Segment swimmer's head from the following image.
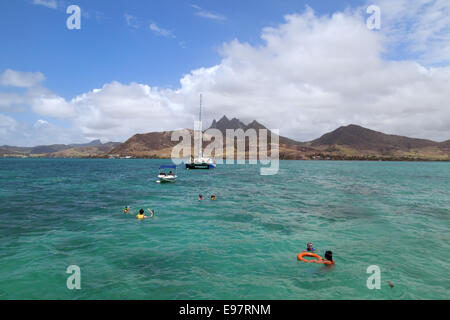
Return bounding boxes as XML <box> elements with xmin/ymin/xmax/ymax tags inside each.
<box><xmin>139</xmin><ymin>209</ymin><xmax>144</xmax><ymax>215</ymax></box>
<box><xmin>211</xmin><ymin>195</ymin><xmax>216</xmax><ymax>200</ymax></box>
<box><xmin>325</xmin><ymin>251</ymin><xmax>333</xmax><ymax>261</ymax></box>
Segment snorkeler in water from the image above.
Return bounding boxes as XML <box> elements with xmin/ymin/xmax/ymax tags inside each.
<box><xmin>123</xmin><ymin>206</ymin><xmax>130</xmax><ymax>214</ymax></box>
<box><xmin>136</xmin><ymin>208</ymin><xmax>147</xmax><ymax>219</ymax></box>
<box><xmin>198</xmin><ymin>194</ymin><xmax>204</xmax><ymax>200</ymax></box>
<box><xmin>211</xmin><ymin>195</ymin><xmax>216</xmax><ymax>200</ymax></box>
<box><xmin>314</xmin><ymin>250</ymin><xmax>334</xmax><ymax>266</ymax></box>
<box><xmin>303</xmin><ymin>242</ymin><xmax>316</xmax><ymax>252</ymax></box>
<box><xmin>322</xmin><ymin>251</ymin><xmax>334</xmax><ymax>265</ymax></box>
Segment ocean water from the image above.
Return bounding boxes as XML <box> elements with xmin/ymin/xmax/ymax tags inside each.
<box><xmin>0</xmin><ymin>158</ymin><xmax>449</xmax><ymax>300</ymax></box>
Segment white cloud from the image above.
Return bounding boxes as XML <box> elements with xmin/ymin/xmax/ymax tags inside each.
<box><xmin>124</xmin><ymin>13</ymin><xmax>139</xmax><ymax>29</ymax></box>
<box><xmin>0</xmin><ymin>92</ymin><xmax>25</xmax><ymax>110</ymax></box>
<box><xmin>33</xmin><ymin>119</ymin><xmax>50</xmax><ymax>129</ymax></box>
<box><xmin>0</xmin><ymin>70</ymin><xmax>74</xmax><ymax>118</ymax></box>
<box><xmin>0</xmin><ymin>69</ymin><xmax>45</xmax><ymax>87</ymax></box>
<box><xmin>191</xmin><ymin>4</ymin><xmax>226</xmax><ymax>21</ymax></box>
<box><xmin>0</xmin><ymin>114</ymin><xmax>86</xmax><ymax>146</ymax></box>
<box><xmin>70</xmin><ymin>81</ymin><xmax>186</xmax><ymax>142</ymax></box>
<box><xmin>32</xmin><ymin>0</ymin><xmax>57</xmax><ymax>10</ymax></box>
<box><xmin>29</xmin><ymin>93</ymin><xmax>74</xmax><ymax>119</ymax></box>
<box><xmin>149</xmin><ymin>22</ymin><xmax>176</xmax><ymax>38</ymax></box>
<box><xmin>0</xmin><ymin>114</ymin><xmax>18</xmax><ymax>137</ymax></box>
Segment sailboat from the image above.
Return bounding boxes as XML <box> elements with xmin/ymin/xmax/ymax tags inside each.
<box><xmin>185</xmin><ymin>94</ymin><xmax>216</xmax><ymax>170</ymax></box>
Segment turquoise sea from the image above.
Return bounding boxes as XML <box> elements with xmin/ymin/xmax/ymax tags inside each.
<box><xmin>0</xmin><ymin>159</ymin><xmax>449</xmax><ymax>299</ymax></box>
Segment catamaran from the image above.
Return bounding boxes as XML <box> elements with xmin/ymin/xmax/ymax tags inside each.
<box><xmin>185</xmin><ymin>156</ymin><xmax>216</xmax><ymax>169</ymax></box>
<box><xmin>185</xmin><ymin>94</ymin><xmax>216</xmax><ymax>170</ymax></box>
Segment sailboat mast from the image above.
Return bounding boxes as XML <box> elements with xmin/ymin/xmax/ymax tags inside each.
<box><xmin>198</xmin><ymin>94</ymin><xmax>203</xmax><ymax>158</ymax></box>
<box><xmin>199</xmin><ymin>94</ymin><xmax>202</xmax><ymax>123</ymax></box>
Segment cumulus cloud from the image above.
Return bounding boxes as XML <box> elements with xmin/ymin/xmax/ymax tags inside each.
<box><xmin>3</xmin><ymin>5</ymin><xmax>450</xmax><ymax>145</ymax></box>
<box><xmin>69</xmin><ymin>81</ymin><xmax>186</xmax><ymax>141</ymax></box>
<box><xmin>0</xmin><ymin>69</ymin><xmax>45</xmax><ymax>88</ymax></box>
<box><xmin>33</xmin><ymin>119</ymin><xmax>50</xmax><ymax>128</ymax></box>
<box><xmin>28</xmin><ymin>92</ymin><xmax>74</xmax><ymax>118</ymax></box>
<box><xmin>0</xmin><ymin>114</ymin><xmax>18</xmax><ymax>137</ymax></box>
<box><xmin>0</xmin><ymin>114</ymin><xmax>86</xmax><ymax>146</ymax></box>
<box><xmin>0</xmin><ymin>92</ymin><xmax>26</xmax><ymax>110</ymax></box>
<box><xmin>0</xmin><ymin>71</ymin><xmax>74</xmax><ymax>118</ymax></box>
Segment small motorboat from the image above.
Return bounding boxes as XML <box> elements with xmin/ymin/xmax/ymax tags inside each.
<box><xmin>157</xmin><ymin>165</ymin><xmax>177</xmax><ymax>183</ymax></box>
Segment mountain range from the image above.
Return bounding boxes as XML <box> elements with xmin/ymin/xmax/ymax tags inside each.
<box><xmin>1</xmin><ymin>116</ymin><xmax>449</xmax><ymax>161</ymax></box>
<box><xmin>109</xmin><ymin>116</ymin><xmax>449</xmax><ymax>161</ymax></box>
<box><xmin>0</xmin><ymin>140</ymin><xmax>121</xmax><ymax>158</ymax></box>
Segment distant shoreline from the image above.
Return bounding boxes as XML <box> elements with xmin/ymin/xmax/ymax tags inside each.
<box><xmin>2</xmin><ymin>122</ymin><xmax>449</xmax><ymax>161</ymax></box>
<box><xmin>2</xmin><ymin>156</ymin><xmax>449</xmax><ymax>162</ymax></box>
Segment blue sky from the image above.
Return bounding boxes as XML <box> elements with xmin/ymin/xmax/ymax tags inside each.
<box><xmin>1</xmin><ymin>0</ymin><xmax>449</xmax><ymax>146</ymax></box>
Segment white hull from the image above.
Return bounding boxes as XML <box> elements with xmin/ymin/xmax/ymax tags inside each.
<box><xmin>157</xmin><ymin>175</ymin><xmax>177</xmax><ymax>183</ymax></box>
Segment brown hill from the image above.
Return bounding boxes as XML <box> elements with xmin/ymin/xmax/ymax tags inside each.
<box><xmin>0</xmin><ymin>148</ymin><xmax>24</xmax><ymax>157</ymax></box>
<box><xmin>209</xmin><ymin>116</ymin><xmax>304</xmax><ymax>146</ymax></box>
<box><xmin>109</xmin><ymin>119</ymin><xmax>449</xmax><ymax>160</ymax></box>
<box><xmin>108</xmin><ymin>118</ymin><xmax>316</xmax><ymax>159</ymax></box>
<box><xmin>3</xmin><ymin>139</ymin><xmax>106</xmax><ymax>155</ymax></box>
<box><xmin>311</xmin><ymin>125</ymin><xmax>437</xmax><ymax>151</ymax></box>
<box><xmin>0</xmin><ymin>140</ymin><xmax>120</xmax><ymax>158</ymax></box>
<box><xmin>48</xmin><ymin>142</ymin><xmax>120</xmax><ymax>158</ymax></box>
<box><xmin>308</xmin><ymin>124</ymin><xmax>448</xmax><ymax>160</ymax></box>
<box><xmin>109</xmin><ymin>131</ymin><xmax>189</xmax><ymax>158</ymax></box>
<box><xmin>439</xmin><ymin>140</ymin><xmax>450</xmax><ymax>149</ymax></box>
